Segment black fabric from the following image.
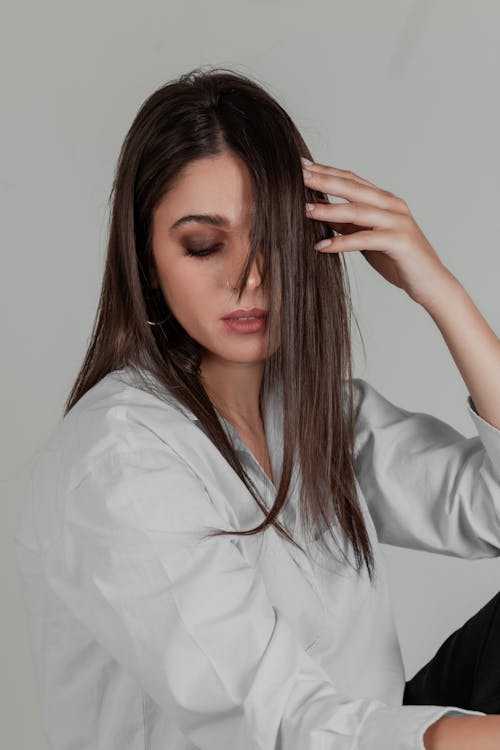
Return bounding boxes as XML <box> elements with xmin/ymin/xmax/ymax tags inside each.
<box><xmin>403</xmin><ymin>590</ymin><xmax>500</xmax><ymax>713</ymax></box>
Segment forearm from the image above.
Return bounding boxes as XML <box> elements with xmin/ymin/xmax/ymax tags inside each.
<box><xmin>422</xmin><ymin>271</ymin><xmax>500</xmax><ymax>429</ymax></box>
<box><xmin>424</xmin><ymin>714</ymin><xmax>500</xmax><ymax>750</ymax></box>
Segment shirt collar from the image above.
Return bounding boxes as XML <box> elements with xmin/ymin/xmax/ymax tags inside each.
<box><xmin>121</xmin><ymin>365</ymin><xmax>282</xmax><ymax>460</ymax></box>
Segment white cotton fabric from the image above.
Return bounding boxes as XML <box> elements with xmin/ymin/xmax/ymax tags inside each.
<box><xmin>14</xmin><ymin>364</ymin><xmax>500</xmax><ymax>750</ymax></box>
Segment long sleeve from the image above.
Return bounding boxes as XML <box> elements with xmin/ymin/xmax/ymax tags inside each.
<box><xmin>352</xmin><ymin>377</ymin><xmax>500</xmax><ymax>557</ymax></box>
<box><xmin>40</xmin><ymin>438</ymin><xmax>483</xmax><ymax>750</ymax></box>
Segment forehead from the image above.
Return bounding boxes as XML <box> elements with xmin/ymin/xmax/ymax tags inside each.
<box><xmin>156</xmin><ymin>152</ymin><xmax>256</xmax><ymax>230</ymax></box>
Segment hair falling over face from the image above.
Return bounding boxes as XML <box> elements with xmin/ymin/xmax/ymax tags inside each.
<box><xmin>64</xmin><ymin>65</ymin><xmax>375</xmax><ymax>582</ymax></box>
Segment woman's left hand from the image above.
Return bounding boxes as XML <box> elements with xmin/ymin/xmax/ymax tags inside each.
<box><xmin>301</xmin><ymin>157</ymin><xmax>455</xmax><ymax>309</ymax></box>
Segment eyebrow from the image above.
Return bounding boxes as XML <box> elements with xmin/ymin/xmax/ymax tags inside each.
<box><xmin>169</xmin><ymin>214</ymin><xmax>231</xmax><ymax>232</ymax></box>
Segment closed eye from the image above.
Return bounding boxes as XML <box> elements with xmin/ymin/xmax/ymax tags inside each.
<box><xmin>184</xmin><ymin>244</ymin><xmax>221</xmax><ymax>259</ymax></box>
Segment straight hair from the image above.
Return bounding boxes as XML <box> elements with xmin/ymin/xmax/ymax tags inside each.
<box><xmin>64</xmin><ymin>65</ymin><xmax>375</xmax><ymax>582</ymax></box>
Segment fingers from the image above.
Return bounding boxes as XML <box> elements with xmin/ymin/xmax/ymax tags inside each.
<box><xmin>314</xmin><ymin>229</ymin><xmax>397</xmax><ymax>253</ymax></box>
<box><xmin>301</xmin><ymin>157</ymin><xmax>377</xmax><ymax>188</ymax></box>
<box><xmin>305</xmin><ymin>201</ymin><xmax>399</xmax><ymax>230</ymax></box>
<box><xmin>301</xmin><ymin>157</ymin><xmax>409</xmax><ymax>215</ymax></box>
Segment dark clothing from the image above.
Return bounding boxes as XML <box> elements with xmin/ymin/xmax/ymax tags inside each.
<box><xmin>403</xmin><ymin>590</ymin><xmax>500</xmax><ymax>714</ymax></box>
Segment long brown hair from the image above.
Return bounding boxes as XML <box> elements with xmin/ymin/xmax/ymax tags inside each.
<box><xmin>64</xmin><ymin>65</ymin><xmax>375</xmax><ymax>581</ymax></box>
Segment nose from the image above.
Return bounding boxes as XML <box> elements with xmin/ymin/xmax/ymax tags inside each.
<box><xmin>226</xmin><ymin>247</ymin><xmax>264</xmax><ymax>291</ymax></box>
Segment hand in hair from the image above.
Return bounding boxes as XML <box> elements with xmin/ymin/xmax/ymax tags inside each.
<box><xmin>301</xmin><ymin>156</ymin><xmax>452</xmax><ymax>311</ymax></box>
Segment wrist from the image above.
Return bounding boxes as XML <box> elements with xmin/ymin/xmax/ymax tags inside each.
<box><xmin>423</xmin><ymin>715</ymin><xmax>500</xmax><ymax>750</ymax></box>
<box><xmin>420</xmin><ymin>269</ymin><xmax>465</xmax><ymax>320</ymax></box>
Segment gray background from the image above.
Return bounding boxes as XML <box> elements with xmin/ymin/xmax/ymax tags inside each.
<box><xmin>2</xmin><ymin>0</ymin><xmax>499</xmax><ymax>747</ymax></box>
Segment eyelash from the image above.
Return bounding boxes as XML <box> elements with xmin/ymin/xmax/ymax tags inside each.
<box><xmin>184</xmin><ymin>245</ymin><xmax>220</xmax><ymax>258</ymax></box>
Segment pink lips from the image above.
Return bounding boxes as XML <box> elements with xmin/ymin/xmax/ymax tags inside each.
<box><xmin>221</xmin><ymin>307</ymin><xmax>269</xmax><ymax>334</ymax></box>
<box><xmin>222</xmin><ymin>307</ymin><xmax>268</xmax><ymax>319</ymax></box>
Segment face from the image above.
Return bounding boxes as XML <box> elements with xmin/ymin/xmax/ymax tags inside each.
<box><xmin>150</xmin><ymin>151</ymin><xmax>279</xmax><ymax>367</ymax></box>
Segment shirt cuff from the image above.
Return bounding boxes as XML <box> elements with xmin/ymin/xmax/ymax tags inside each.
<box><xmin>359</xmin><ymin>703</ymin><xmax>486</xmax><ymax>750</ymax></box>
<box><xmin>467</xmin><ymin>395</ymin><xmax>500</xmax><ymax>469</ymax></box>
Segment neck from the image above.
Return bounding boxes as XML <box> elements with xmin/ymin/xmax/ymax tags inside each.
<box><xmin>198</xmin><ymin>354</ymin><xmax>265</xmax><ymax>433</ymax></box>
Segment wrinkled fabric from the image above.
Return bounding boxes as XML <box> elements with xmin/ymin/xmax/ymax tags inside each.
<box><xmin>14</xmin><ymin>365</ymin><xmax>500</xmax><ymax>750</ymax></box>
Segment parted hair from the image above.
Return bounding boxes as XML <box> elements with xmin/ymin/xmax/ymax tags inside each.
<box><xmin>64</xmin><ymin>65</ymin><xmax>375</xmax><ymax>581</ymax></box>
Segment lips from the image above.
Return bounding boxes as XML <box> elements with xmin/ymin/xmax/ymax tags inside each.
<box><xmin>222</xmin><ymin>307</ymin><xmax>268</xmax><ymax>319</ymax></box>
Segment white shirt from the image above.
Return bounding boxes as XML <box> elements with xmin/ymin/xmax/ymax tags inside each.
<box><xmin>14</xmin><ymin>364</ymin><xmax>499</xmax><ymax>750</ymax></box>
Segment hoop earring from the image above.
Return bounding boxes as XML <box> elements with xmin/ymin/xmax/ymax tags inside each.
<box><xmin>145</xmin><ymin>285</ymin><xmax>173</xmax><ymax>326</ymax></box>
<box><xmin>146</xmin><ymin>314</ymin><xmax>171</xmax><ymax>326</ymax></box>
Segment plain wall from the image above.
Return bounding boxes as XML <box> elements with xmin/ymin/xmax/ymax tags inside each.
<box><xmin>2</xmin><ymin>0</ymin><xmax>500</xmax><ymax>747</ymax></box>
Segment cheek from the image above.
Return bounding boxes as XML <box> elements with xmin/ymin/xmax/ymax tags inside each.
<box><xmin>160</xmin><ymin>263</ymin><xmax>217</xmax><ymax>320</ymax></box>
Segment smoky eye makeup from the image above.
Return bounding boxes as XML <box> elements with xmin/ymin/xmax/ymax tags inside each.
<box><xmin>180</xmin><ymin>233</ymin><xmax>224</xmax><ymax>259</ymax></box>
<box><xmin>184</xmin><ymin>244</ymin><xmax>221</xmax><ymax>258</ymax></box>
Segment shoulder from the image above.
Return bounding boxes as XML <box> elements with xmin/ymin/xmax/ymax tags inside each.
<box><xmin>346</xmin><ymin>377</ymin><xmax>411</xmax><ymax>455</ymax></box>
<box><xmin>348</xmin><ymin>377</ymin><xmax>408</xmax><ymax>419</ymax></box>
<box><xmin>17</xmin><ymin>368</ymin><xmax>228</xmax><ymax>554</ymax></box>
<box><xmin>343</xmin><ymin>376</ymin><xmax>372</xmax><ymax>418</ymax></box>
<box><xmin>38</xmin><ymin>366</ymin><xmax>200</xmax><ymax>491</ymax></box>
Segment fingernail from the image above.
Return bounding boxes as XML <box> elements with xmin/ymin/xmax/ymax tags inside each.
<box><xmin>315</xmin><ymin>239</ymin><xmax>332</xmax><ymax>250</ymax></box>
<box><xmin>301</xmin><ymin>156</ymin><xmax>313</xmax><ymax>166</ymax></box>
<box><xmin>305</xmin><ymin>203</ymin><xmax>315</xmax><ymax>212</ymax></box>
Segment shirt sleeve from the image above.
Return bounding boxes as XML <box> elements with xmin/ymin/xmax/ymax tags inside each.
<box><xmin>352</xmin><ymin>377</ymin><xmax>500</xmax><ymax>557</ymax></box>
<box><xmin>43</xmin><ymin>442</ymin><xmax>484</xmax><ymax>750</ymax></box>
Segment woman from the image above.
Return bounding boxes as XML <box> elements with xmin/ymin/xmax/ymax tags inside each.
<box><xmin>14</xmin><ymin>66</ymin><xmax>500</xmax><ymax>750</ymax></box>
